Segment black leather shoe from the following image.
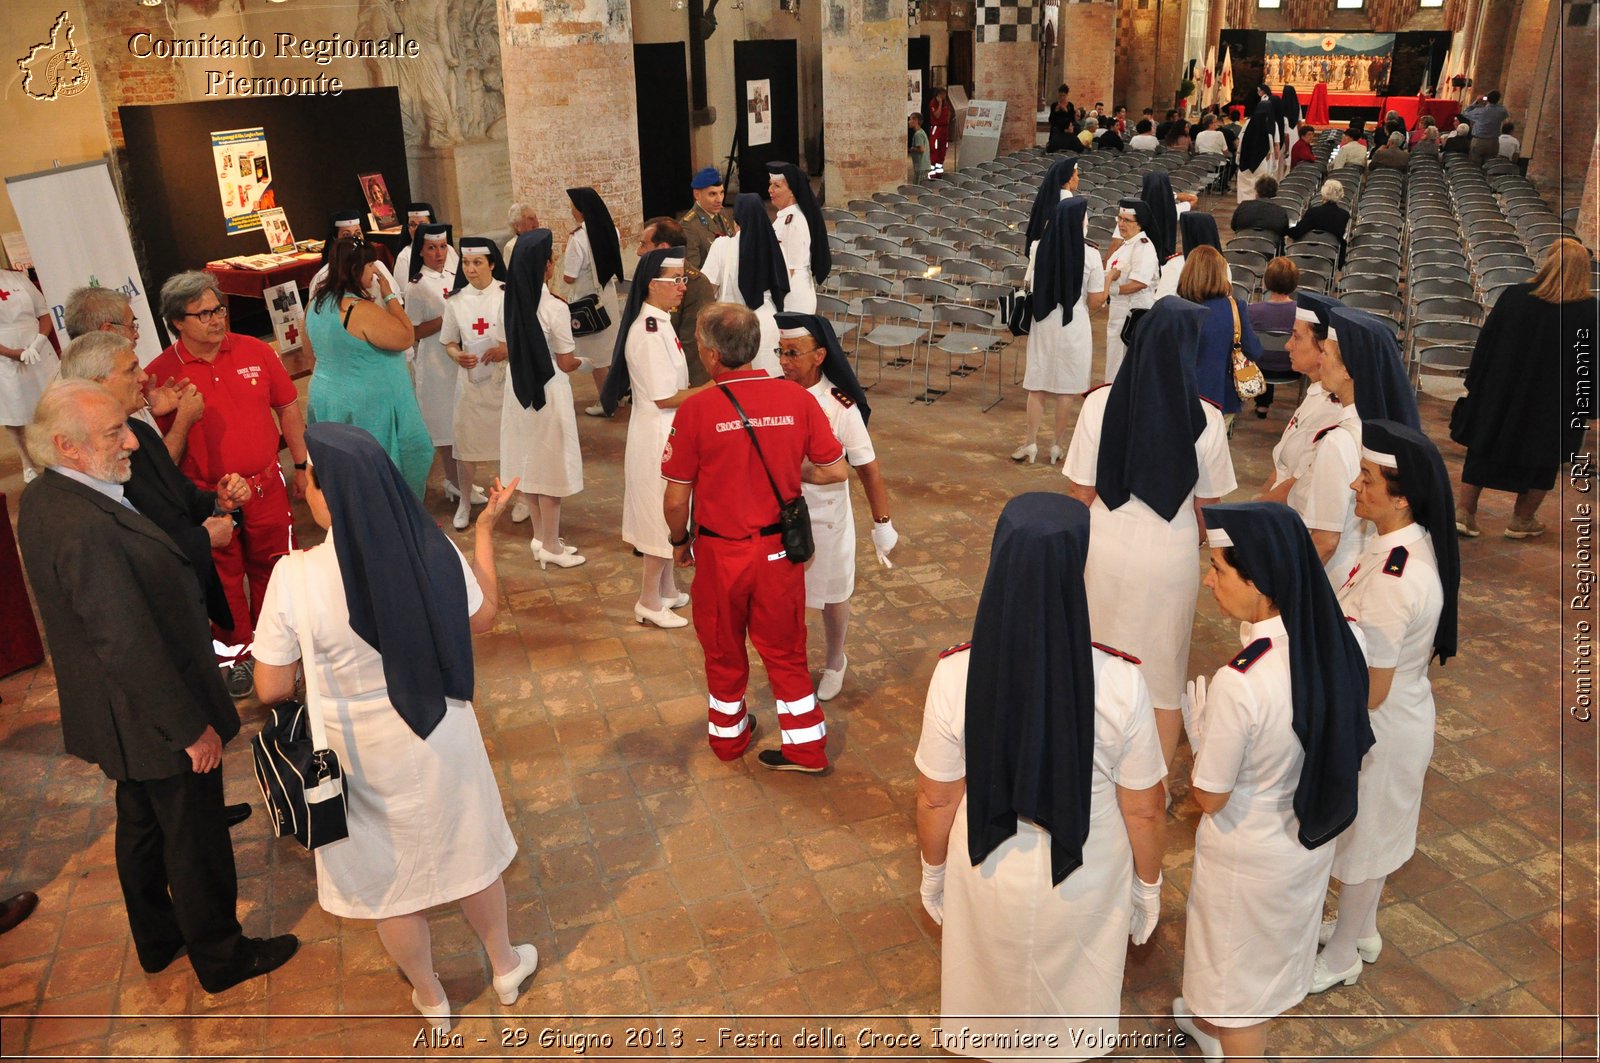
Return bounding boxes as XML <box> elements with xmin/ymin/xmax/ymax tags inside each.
<box><xmin>139</xmin><ymin>942</ymin><xmax>187</xmax><ymax>974</ymax></box>
<box><xmin>200</xmin><ymin>933</ymin><xmax>299</xmax><ymax>994</ymax></box>
<box><xmin>223</xmin><ymin>803</ymin><xmax>252</xmax><ymax>828</ymax></box>
<box><xmin>0</xmin><ymin>892</ymin><xmax>38</xmax><ymax>935</ymax></box>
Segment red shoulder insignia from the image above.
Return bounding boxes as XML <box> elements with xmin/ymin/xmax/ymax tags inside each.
<box><xmin>939</xmin><ymin>641</ymin><xmax>972</xmax><ymax>658</ymax></box>
<box><xmin>1383</xmin><ymin>545</ymin><xmax>1408</xmax><ymax>576</ymax></box>
<box><xmin>1092</xmin><ymin>641</ymin><xmax>1142</xmax><ymax>664</ymax></box>
<box><xmin>1313</xmin><ymin>424</ymin><xmax>1339</xmax><ymax>442</ymax></box>
<box><xmin>645</xmin><ymin>317</ymin><xmax>659</xmax><ymax>333</ymax></box>
<box><xmin>784</xmin><ymin>213</ymin><xmax>794</xmax><ymax>225</ymax></box>
<box><xmin>1200</xmin><ymin>395</ymin><xmax>1222</xmax><ymax>411</ymax></box>
<box><xmin>830</xmin><ymin>386</ymin><xmax>855</xmax><ymax>409</ymax></box>
<box><xmin>1228</xmin><ymin>636</ymin><xmax>1273</xmax><ymax>672</ymax></box>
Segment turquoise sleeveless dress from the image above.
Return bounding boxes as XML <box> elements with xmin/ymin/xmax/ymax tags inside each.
<box><xmin>305</xmin><ymin>296</ymin><xmax>434</xmax><ymax>498</ymax></box>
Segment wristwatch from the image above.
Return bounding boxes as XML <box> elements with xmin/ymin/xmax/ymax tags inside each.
<box><xmin>293</xmin><ymin>462</ymin><xmax>308</xmax><ymax>470</ymax></box>
<box><xmin>874</xmin><ymin>515</ymin><xmax>891</xmax><ymax>524</ymax></box>
<box><xmin>669</xmin><ymin>529</ymin><xmax>693</xmax><ymax>547</ymax></box>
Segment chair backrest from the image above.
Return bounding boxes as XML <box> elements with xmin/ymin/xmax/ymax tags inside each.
<box><xmin>1411</xmin><ymin>318</ymin><xmax>1481</xmax><ymax>344</ymax></box>
<box><xmin>940</xmin><ymin>259</ymin><xmax>995</xmax><ymax>282</ymax></box>
<box><xmin>862</xmin><ymin>297</ymin><xmax>926</xmax><ymax>323</ymax></box>
<box><xmin>856</xmin><ymin>236</ymin><xmax>901</xmax><ymax>255</ymax></box>
<box><xmin>1409</xmin><ymin>236</ymin><xmax>1462</xmax><ymax>253</ymax></box>
<box><xmin>1475</xmin><ymin>252</ymin><xmax>1534</xmax><ymax>272</ymax></box>
<box><xmin>1413</xmin><ymin>295</ymin><xmax>1483</xmax><ymax>323</ymax></box>
<box><xmin>1414</xmin><ymin>345</ymin><xmax>1474</xmax><ymax>373</ymax></box>
<box><xmin>933</xmin><ymin>302</ymin><xmax>1000</xmax><ymax>328</ymax></box>
<box><xmin>836</xmin><ymin>220</ymin><xmax>881</xmax><ymax>238</ymax></box>
<box><xmin>903</xmin><ymin>277</ymin><xmax>963</xmax><ymax>302</ymax></box>
<box><xmin>1479</xmin><ymin>265</ymin><xmax>1536</xmax><ymax>289</ymax></box>
<box><xmin>1409</xmin><ymin>261</ymin><xmax>1470</xmax><ymax>283</ymax></box>
<box><xmin>1408</xmin><ymin>277</ymin><xmax>1476</xmax><ymax>300</ymax></box>
<box><xmin>821</xmin><ymin>208</ymin><xmax>855</xmax><ymax>225</ymax></box>
<box><xmin>969</xmin><ymin>281</ymin><xmax>1013</xmax><ymax>303</ymax></box>
<box><xmin>1408</xmin><ymin>249</ymin><xmax>1468</xmax><ymax>269</ymax></box>
<box><xmin>815</xmin><ymin>293</ymin><xmax>850</xmax><ymax>317</ymax></box>
<box><xmin>880</xmin><ymin>254</ymin><xmax>929</xmax><ymax>277</ymax></box>
<box><xmin>864</xmin><ymin>210</ymin><xmax>901</xmax><ymax>227</ymax></box>
<box><xmin>1340</xmin><ymin>291</ymin><xmax>1404</xmax><ymax>315</ymax></box>
<box><xmin>1256</xmin><ymin>329</ymin><xmax>1290</xmax><ymax>353</ymax></box>
<box><xmin>836</xmin><ymin>270</ymin><xmax>896</xmax><ymax>296</ymax></box>
<box><xmin>829</xmin><ymin>250</ymin><xmax>870</xmax><ymax>271</ymax></box>
<box><xmin>872</xmin><ymin>191</ymin><xmax>909</xmax><ymax>205</ymax></box>
<box><xmin>885</xmin><ymin>223</ymin><xmax>931</xmax><ymax>241</ymax></box>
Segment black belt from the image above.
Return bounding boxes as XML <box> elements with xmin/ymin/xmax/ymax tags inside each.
<box><xmin>697</xmin><ymin>523</ymin><xmax>782</xmax><ymax>541</ymax></box>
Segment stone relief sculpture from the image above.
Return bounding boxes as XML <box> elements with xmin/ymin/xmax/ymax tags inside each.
<box><xmin>356</xmin><ymin>0</ymin><xmax>505</xmax><ymax>148</ymax></box>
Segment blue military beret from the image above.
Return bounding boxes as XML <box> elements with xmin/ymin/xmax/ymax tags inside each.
<box><xmin>690</xmin><ymin>166</ymin><xmax>723</xmax><ymax>190</ymax></box>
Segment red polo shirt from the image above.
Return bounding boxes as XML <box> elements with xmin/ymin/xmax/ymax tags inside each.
<box><xmin>147</xmin><ymin>332</ymin><xmax>297</xmax><ymax>486</ymax></box>
<box><xmin>663</xmin><ymin>369</ymin><xmax>843</xmax><ymax>537</ymax></box>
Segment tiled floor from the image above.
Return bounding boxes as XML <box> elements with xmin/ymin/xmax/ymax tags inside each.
<box><xmin>1</xmin><ymin>193</ymin><xmax>1596</xmax><ymax>1060</ymax></box>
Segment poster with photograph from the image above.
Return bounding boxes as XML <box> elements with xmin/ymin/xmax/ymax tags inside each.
<box><xmin>263</xmin><ymin>280</ymin><xmax>306</xmax><ymax>354</ymax></box>
<box><xmin>359</xmin><ymin>173</ymin><xmax>398</xmax><ymax>231</ymax></box>
<box><xmin>211</xmin><ymin>127</ymin><xmax>275</xmax><ymax>236</ymax></box>
<box><xmin>1264</xmin><ymin>33</ymin><xmax>1396</xmax><ymax>95</ymax></box>
<box><xmin>746</xmin><ymin>79</ymin><xmax>772</xmax><ymax>148</ymax></box>
<box><xmin>257</xmin><ymin>208</ymin><xmax>295</xmax><ymax>254</ymax></box>
<box><xmin>907</xmin><ymin>70</ymin><xmax>923</xmax><ymax>120</ymax></box>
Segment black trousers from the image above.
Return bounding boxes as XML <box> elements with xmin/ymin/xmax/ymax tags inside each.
<box><xmin>114</xmin><ymin>768</ymin><xmax>245</xmax><ymax>989</ymax></box>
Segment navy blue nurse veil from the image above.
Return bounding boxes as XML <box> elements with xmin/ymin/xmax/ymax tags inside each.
<box><xmin>1117</xmin><ymin>198</ymin><xmax>1156</xmax><ymax>243</ymax></box>
<box><xmin>1239</xmin><ymin>93</ymin><xmax>1275</xmax><ymax>174</ymax></box>
<box><xmin>1361</xmin><ymin>420</ymin><xmax>1460</xmax><ymax>663</ymax></box>
<box><xmin>1280</xmin><ymin>84</ymin><xmax>1302</xmax><ymax>128</ymax></box>
<box><xmin>600</xmin><ymin>247</ymin><xmax>684</xmax><ymax>415</ymax></box>
<box><xmin>964</xmin><ymin>492</ymin><xmax>1097</xmax><ymax>886</ymax></box>
<box><xmin>1328</xmin><ymin>306</ymin><xmax>1420</xmax><ymax>429</ymax></box>
<box><xmin>773</xmin><ymin>312</ymin><xmax>872</xmax><ymax>426</ymax></box>
<box><xmin>766</xmin><ymin>161</ymin><xmax>832</xmax><ymax>284</ymax></box>
<box><xmin>1032</xmin><ymin>197</ymin><xmax>1088</xmax><ymax>324</ymax></box>
<box><xmin>304</xmin><ymin>423</ymin><xmax>475</xmax><ymax>740</ymax></box>
<box><xmin>321</xmin><ymin>209</ymin><xmax>364</xmax><ymax>265</ymax></box>
<box><xmin>731</xmin><ymin>192</ymin><xmax>790</xmax><ymax>314</ymax></box>
<box><xmin>1202</xmin><ymin>502</ymin><xmax>1373</xmax><ymax>849</ymax></box>
<box><xmin>406</xmin><ymin>223</ymin><xmax>453</xmax><ymax>285</ymax></box>
<box><xmin>1139</xmin><ymin>171</ymin><xmax>1180</xmax><ymax>261</ymax></box>
<box><xmin>1095</xmin><ymin>296</ymin><xmax>1208</xmax><ymax>522</ymax></box>
<box><xmin>505</xmin><ymin>228</ymin><xmax>556</xmax><ymax>411</ymax></box>
<box><xmin>1179</xmin><ymin>212</ymin><xmax>1223</xmax><ymax>256</ymax></box>
<box><xmin>1024</xmin><ymin>157</ymin><xmax>1079</xmax><ymax>252</ymax></box>
<box><xmin>449</xmin><ymin>237</ymin><xmax>507</xmax><ymax>296</ymax></box>
<box><xmin>565</xmin><ymin>187</ymin><xmax>624</xmax><ymax>290</ymax></box>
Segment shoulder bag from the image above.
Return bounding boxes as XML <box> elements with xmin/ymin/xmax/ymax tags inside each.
<box><xmin>716</xmin><ymin>383</ymin><xmax>814</xmax><ymax>564</ymax></box>
<box><xmin>251</xmin><ymin>551</ymin><xmax>349</xmax><ymax>851</ymax></box>
<box><xmin>568</xmin><ymin>243</ymin><xmax>613</xmax><ymax>337</ymax></box>
<box><xmin>1001</xmin><ymin>288</ymin><xmax>1033</xmax><ymax>337</ymax></box>
<box><xmin>1229</xmin><ymin>298</ymin><xmax>1267</xmax><ymax>400</ymax></box>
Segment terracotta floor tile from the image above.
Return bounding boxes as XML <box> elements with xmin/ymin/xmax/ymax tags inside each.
<box><xmin>0</xmin><ymin>242</ymin><xmax>1592</xmax><ymax>1057</ymax></box>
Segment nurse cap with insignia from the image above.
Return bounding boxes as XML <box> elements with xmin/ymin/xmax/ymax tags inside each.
<box><xmin>1202</xmin><ymin>501</ymin><xmax>1375</xmax><ymax>849</ymax></box>
<box><xmin>1359</xmin><ymin>420</ymin><xmax>1459</xmax><ymax>663</ymax></box>
<box><xmin>598</xmin><ymin>247</ymin><xmax>685</xmax><ymax>416</ymax></box>
<box><xmin>774</xmin><ymin>313</ymin><xmax>871</xmax><ymax>425</ymax></box>
<box><xmin>449</xmin><ymin>237</ymin><xmax>507</xmax><ymax>295</ymax></box>
<box><xmin>1116</xmin><ymin>198</ymin><xmax>1155</xmax><ymax>235</ymax></box>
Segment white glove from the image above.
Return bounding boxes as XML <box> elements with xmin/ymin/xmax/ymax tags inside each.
<box><xmin>870</xmin><ymin>519</ymin><xmax>899</xmax><ymax>568</ymax></box>
<box><xmin>1181</xmin><ymin>674</ymin><xmax>1208</xmax><ymax>758</ymax></box>
<box><xmin>919</xmin><ymin>857</ymin><xmax>946</xmax><ymax>925</ymax></box>
<box><xmin>1130</xmin><ymin>873</ymin><xmax>1162</xmax><ymax>945</ymax></box>
<box><xmin>20</xmin><ymin>334</ymin><xmax>50</xmax><ymax>366</ymax></box>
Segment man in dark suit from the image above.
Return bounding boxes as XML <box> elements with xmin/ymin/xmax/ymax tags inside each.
<box><xmin>17</xmin><ymin>380</ymin><xmax>297</xmax><ymax>994</ymax></box>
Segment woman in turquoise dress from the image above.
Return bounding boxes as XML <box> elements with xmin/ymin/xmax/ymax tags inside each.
<box><xmin>306</xmin><ymin>236</ymin><xmax>435</xmax><ymax>497</ymax></box>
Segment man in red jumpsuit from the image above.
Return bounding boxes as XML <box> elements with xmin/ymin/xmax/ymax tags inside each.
<box><xmin>663</xmin><ymin>303</ymin><xmax>846</xmax><ymax>773</ymax></box>
<box><xmin>146</xmin><ymin>271</ymin><xmax>308</xmax><ymax>697</ymax></box>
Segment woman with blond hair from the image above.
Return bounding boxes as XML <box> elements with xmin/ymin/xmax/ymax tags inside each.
<box><xmin>1452</xmin><ymin>238</ymin><xmax>1599</xmax><ymax>538</ymax></box>
<box><xmin>1177</xmin><ymin>245</ymin><xmax>1263</xmax><ymax>426</ymax></box>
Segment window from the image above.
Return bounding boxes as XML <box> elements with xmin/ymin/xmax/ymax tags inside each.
<box><xmin>1419</xmin><ymin>0</ymin><xmax>1443</xmax><ymax>6</ymax></box>
<box><xmin>1334</xmin><ymin>0</ymin><xmax>1365</xmax><ymax>8</ymax></box>
<box><xmin>1257</xmin><ymin>0</ymin><xmax>1282</xmax><ymax>8</ymax></box>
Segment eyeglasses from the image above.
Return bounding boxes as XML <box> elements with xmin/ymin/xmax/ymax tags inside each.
<box><xmin>775</xmin><ymin>346</ymin><xmax>817</xmax><ymax>360</ymax></box>
<box><xmin>650</xmin><ymin>275</ymin><xmax>689</xmax><ymax>287</ymax></box>
<box><xmin>182</xmin><ymin>306</ymin><xmax>228</xmax><ymax>323</ymax></box>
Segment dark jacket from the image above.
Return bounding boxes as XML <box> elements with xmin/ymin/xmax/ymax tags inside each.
<box><xmin>1230</xmin><ymin>199</ymin><xmax>1291</xmax><ymax>241</ymax></box>
<box><xmin>18</xmin><ymin>470</ymin><xmax>240</xmax><ymax>781</ymax></box>
<box><xmin>1288</xmin><ymin>202</ymin><xmax>1351</xmax><ymax>243</ymax></box>
<box><xmin>122</xmin><ymin>416</ymin><xmax>233</xmax><ymax>630</ymax></box>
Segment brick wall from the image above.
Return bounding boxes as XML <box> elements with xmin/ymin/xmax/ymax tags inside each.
<box><xmin>1528</xmin><ymin>18</ymin><xmax>1596</xmax><ymax>209</ymax></box>
<box><xmin>1063</xmin><ymin>2</ymin><xmax>1117</xmax><ymax>111</ymax></box>
<box><xmin>822</xmin><ymin>0</ymin><xmax>912</xmax><ymax>202</ymax></box>
<box><xmin>1577</xmin><ymin>128</ymin><xmax>1599</xmax><ymax>253</ymax></box>
<box><xmin>499</xmin><ymin>1</ymin><xmax>644</xmax><ymax>251</ymax></box>
<box><xmin>81</xmin><ymin>0</ymin><xmax>187</xmax><ymax>147</ymax></box>
<box><xmin>974</xmin><ymin>40</ymin><xmax>1040</xmax><ymax>151</ymax></box>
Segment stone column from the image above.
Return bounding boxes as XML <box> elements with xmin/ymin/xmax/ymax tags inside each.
<box><xmin>1499</xmin><ymin>0</ymin><xmax>1554</xmax><ymax>162</ymax></box>
<box><xmin>822</xmin><ymin>0</ymin><xmax>909</xmax><ymax>202</ymax></box>
<box><xmin>1062</xmin><ymin>1</ymin><xmax>1117</xmax><ymax>114</ymax></box>
<box><xmin>1528</xmin><ymin>15</ymin><xmax>1597</xmax><ymax>203</ymax></box>
<box><xmin>973</xmin><ymin>0</ymin><xmax>1038</xmax><ymax>152</ymax></box>
<box><xmin>498</xmin><ymin>0</ymin><xmax>643</xmax><ymax>247</ymax></box>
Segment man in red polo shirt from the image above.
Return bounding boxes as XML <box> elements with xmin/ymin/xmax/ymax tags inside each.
<box><xmin>663</xmin><ymin>303</ymin><xmax>846</xmax><ymax>773</ymax></box>
<box><xmin>146</xmin><ymin>271</ymin><xmax>308</xmax><ymax>697</ymax></box>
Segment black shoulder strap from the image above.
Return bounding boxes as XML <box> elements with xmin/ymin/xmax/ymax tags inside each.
<box><xmin>716</xmin><ymin>382</ymin><xmax>786</xmax><ymax>510</ymax></box>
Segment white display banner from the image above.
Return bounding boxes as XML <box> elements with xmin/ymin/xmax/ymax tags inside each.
<box><xmin>6</xmin><ymin>160</ymin><xmax>160</xmax><ymax>364</ymax></box>
<box><xmin>907</xmin><ymin>69</ymin><xmax>923</xmax><ymax>120</ymax></box>
<box><xmin>747</xmin><ymin>78</ymin><xmax>772</xmax><ymax>148</ymax></box>
<box><xmin>961</xmin><ymin>100</ymin><xmax>1007</xmax><ymax>167</ymax></box>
